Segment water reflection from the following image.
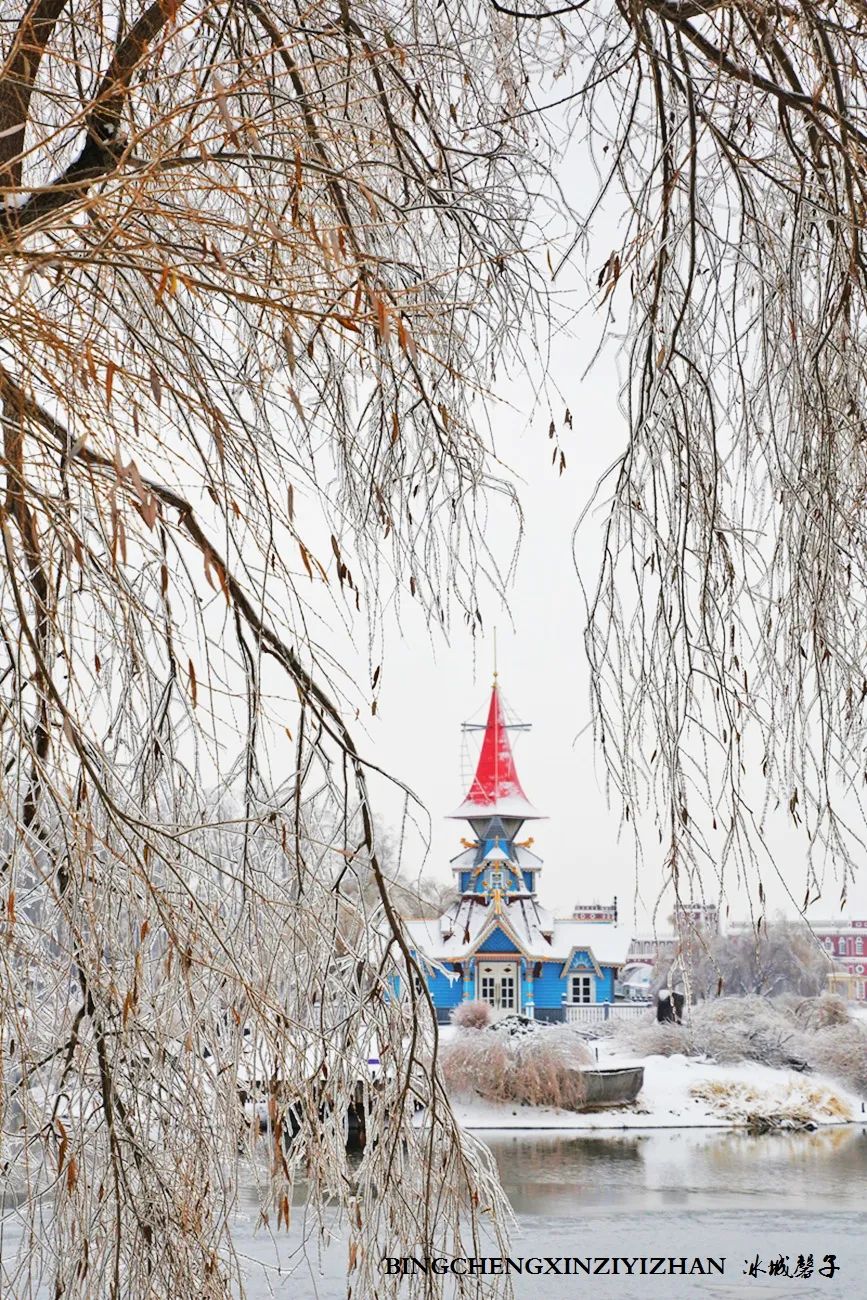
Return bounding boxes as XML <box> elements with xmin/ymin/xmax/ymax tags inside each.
<box><xmin>227</xmin><ymin>1128</ymin><xmax>867</xmax><ymax>1297</ymax></box>
<box><xmin>480</xmin><ymin>1126</ymin><xmax>867</xmax><ymax>1213</ymax></box>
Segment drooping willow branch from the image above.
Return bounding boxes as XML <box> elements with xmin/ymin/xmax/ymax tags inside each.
<box><xmin>502</xmin><ymin>0</ymin><xmax>867</xmax><ymax>918</ymax></box>
<box><xmin>0</xmin><ymin>2</ymin><xmax>541</xmax><ymax>1296</ymax></box>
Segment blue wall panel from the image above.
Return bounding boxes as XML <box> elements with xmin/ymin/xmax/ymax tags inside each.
<box><xmin>424</xmin><ymin>964</ymin><xmax>462</xmax><ymax>1009</ymax></box>
<box><xmin>529</xmin><ymin>960</ymin><xmax>617</xmax><ymax>1007</ymax></box>
<box><xmin>477</xmin><ymin>927</ymin><xmax>519</xmax><ymax>953</ymax></box>
<box><xmin>531</xmin><ymin>961</ymin><xmax>567</xmax><ymax>1009</ymax></box>
<box><xmin>460</xmin><ymin>869</ymin><xmax>532</xmax><ymax>894</ymax></box>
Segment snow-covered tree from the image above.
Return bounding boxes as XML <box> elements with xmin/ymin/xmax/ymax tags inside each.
<box><xmin>0</xmin><ymin>2</ymin><xmax>540</xmax><ymax>1295</ymax></box>
<box><xmin>5</xmin><ymin>0</ymin><xmax>867</xmax><ymax>1295</ymax></box>
<box><xmin>670</xmin><ymin>920</ymin><xmax>833</xmax><ymax>999</ymax></box>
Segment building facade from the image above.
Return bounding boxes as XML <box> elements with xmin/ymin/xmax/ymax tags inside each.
<box><xmin>405</xmin><ymin>681</ymin><xmax>630</xmax><ymax>1023</ymax></box>
<box><xmin>812</xmin><ymin>919</ymin><xmax>867</xmax><ymax>1001</ymax></box>
<box><xmin>572</xmin><ymin>900</ymin><xmax>619</xmax><ymax>924</ymax></box>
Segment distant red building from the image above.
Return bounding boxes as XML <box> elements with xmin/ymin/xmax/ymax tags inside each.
<box><xmin>811</xmin><ymin>919</ymin><xmax>867</xmax><ymax>1001</ymax></box>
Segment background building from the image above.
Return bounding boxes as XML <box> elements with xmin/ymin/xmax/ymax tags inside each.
<box><xmin>804</xmin><ymin>919</ymin><xmax>866</xmax><ymax>1001</ymax></box>
<box><xmin>572</xmin><ymin>900</ymin><xmax>619</xmax><ymax>923</ymax></box>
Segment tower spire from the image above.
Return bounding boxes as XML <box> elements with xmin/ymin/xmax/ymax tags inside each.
<box><xmin>449</xmin><ymin>681</ymin><xmax>542</xmax><ymax>820</ymax></box>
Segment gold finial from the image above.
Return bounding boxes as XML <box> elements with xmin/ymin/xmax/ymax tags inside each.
<box><xmin>493</xmin><ymin>628</ymin><xmax>498</xmax><ymax>684</ymax></box>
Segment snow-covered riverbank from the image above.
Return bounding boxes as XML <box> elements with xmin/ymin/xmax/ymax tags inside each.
<box><xmin>450</xmin><ymin>1040</ymin><xmax>866</xmax><ymax>1131</ymax></box>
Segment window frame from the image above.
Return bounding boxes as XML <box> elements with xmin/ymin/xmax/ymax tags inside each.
<box><xmin>569</xmin><ymin>973</ymin><xmax>594</xmax><ymax>1005</ymax></box>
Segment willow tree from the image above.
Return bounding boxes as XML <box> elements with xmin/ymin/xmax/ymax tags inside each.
<box><xmin>496</xmin><ymin>0</ymin><xmax>867</xmax><ymax>919</ymax></box>
<box><xmin>0</xmin><ymin>3</ymin><xmax>539</xmax><ymax>1296</ymax></box>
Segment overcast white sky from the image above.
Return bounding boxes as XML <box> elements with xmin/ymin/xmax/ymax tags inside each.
<box><xmin>348</xmin><ymin>299</ymin><xmax>867</xmax><ymax>931</ymax></box>
<box><xmin>336</xmin><ymin>117</ymin><xmax>867</xmax><ymax>932</ymax></box>
<box><xmin>218</xmin><ymin>101</ymin><xmax>867</xmax><ymax>936</ymax></box>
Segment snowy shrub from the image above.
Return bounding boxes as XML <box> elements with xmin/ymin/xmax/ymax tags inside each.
<box><xmin>609</xmin><ymin>995</ymin><xmax>865</xmax><ymax>1090</ymax></box>
<box><xmin>573</xmin><ymin>1017</ymin><xmax>627</xmax><ymax>1041</ymax></box>
<box><xmin>450</xmin><ymin>1000</ymin><xmax>494</xmax><ymax>1030</ymax></box>
<box><xmin>609</xmin><ymin>1021</ymin><xmax>692</xmax><ymax>1058</ymax></box>
<box><xmin>690</xmin><ymin>1079</ymin><xmax>853</xmax><ymax>1128</ymax></box>
<box><xmin>692</xmin><ymin>994</ymin><xmax>766</xmax><ymax>1024</ymax></box>
<box><xmin>441</xmin><ymin>1024</ymin><xmax>591</xmax><ymax>1108</ymax></box>
<box><xmin>791</xmin><ymin>993</ymin><xmax>851</xmax><ymax>1032</ymax></box>
<box><xmin>773</xmin><ymin>992</ymin><xmax>803</xmax><ymax>1022</ymax></box>
<box><xmin>610</xmin><ymin>996</ymin><xmax>813</xmax><ymax>1068</ymax></box>
<box><xmin>690</xmin><ymin>998</ymin><xmax>809</xmax><ymax>1067</ymax></box>
<box><xmin>808</xmin><ymin>1023</ymin><xmax>867</xmax><ymax>1096</ymax></box>
<box><xmin>441</xmin><ymin>1032</ymin><xmax>512</xmax><ymax>1098</ymax></box>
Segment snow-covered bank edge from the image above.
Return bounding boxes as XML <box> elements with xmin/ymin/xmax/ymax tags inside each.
<box><xmin>451</xmin><ymin>1046</ymin><xmax>867</xmax><ymax>1132</ymax></box>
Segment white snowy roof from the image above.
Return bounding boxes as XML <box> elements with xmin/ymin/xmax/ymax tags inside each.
<box><xmin>405</xmin><ymin>901</ymin><xmax>632</xmax><ymax>967</ymax></box>
<box><xmin>448</xmin><ymin>794</ymin><xmax>545</xmax><ymax>820</ymax></box>
<box><xmin>548</xmin><ymin>920</ymin><xmax>633</xmax><ymax>965</ymax></box>
<box><xmin>481</xmin><ymin>843</ymin><xmax>511</xmax><ymax>863</ymax></box>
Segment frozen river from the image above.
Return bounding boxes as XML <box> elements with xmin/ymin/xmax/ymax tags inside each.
<box><xmin>233</xmin><ymin>1126</ymin><xmax>867</xmax><ymax>1299</ymax></box>
<box><xmin>4</xmin><ymin>1126</ymin><xmax>866</xmax><ymax>1297</ymax></box>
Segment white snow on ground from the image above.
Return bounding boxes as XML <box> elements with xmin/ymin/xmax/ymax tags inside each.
<box><xmin>450</xmin><ymin>1038</ymin><xmax>866</xmax><ymax>1131</ymax></box>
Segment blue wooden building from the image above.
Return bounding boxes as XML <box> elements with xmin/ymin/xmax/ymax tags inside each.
<box><xmin>406</xmin><ymin>680</ymin><xmax>630</xmax><ymax>1022</ymax></box>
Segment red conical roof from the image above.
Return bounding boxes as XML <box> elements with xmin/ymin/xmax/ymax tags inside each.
<box><xmin>449</xmin><ymin>683</ymin><xmax>543</xmax><ymax>820</ymax></box>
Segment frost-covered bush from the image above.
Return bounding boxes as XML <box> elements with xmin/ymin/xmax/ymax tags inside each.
<box><xmin>579</xmin><ymin>1009</ymin><xmax>654</xmax><ymax>1048</ymax></box>
<box><xmin>808</xmin><ymin>1023</ymin><xmax>867</xmax><ymax>1096</ymax></box>
<box><xmin>690</xmin><ymin>998</ymin><xmax>809</xmax><ymax>1067</ymax></box>
<box><xmin>610</xmin><ymin>996</ymin><xmax>813</xmax><ymax>1068</ymax></box>
<box><xmin>692</xmin><ymin>994</ymin><xmax>771</xmax><ymax>1025</ymax></box>
<box><xmin>609</xmin><ymin>995</ymin><xmax>866</xmax><ymax>1092</ymax></box>
<box><xmin>791</xmin><ymin>993</ymin><xmax>851</xmax><ymax>1032</ymax></box>
<box><xmin>441</xmin><ymin>1024</ymin><xmax>591</xmax><ymax>1108</ymax></box>
<box><xmin>608</xmin><ymin>1021</ymin><xmax>692</xmax><ymax>1058</ymax></box>
<box><xmin>441</xmin><ymin>1032</ymin><xmax>512</xmax><ymax>1098</ymax></box>
<box><xmin>690</xmin><ymin>1079</ymin><xmax>853</xmax><ymax>1128</ymax></box>
<box><xmin>450</xmin><ymin>1000</ymin><xmax>493</xmax><ymax>1030</ymax></box>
